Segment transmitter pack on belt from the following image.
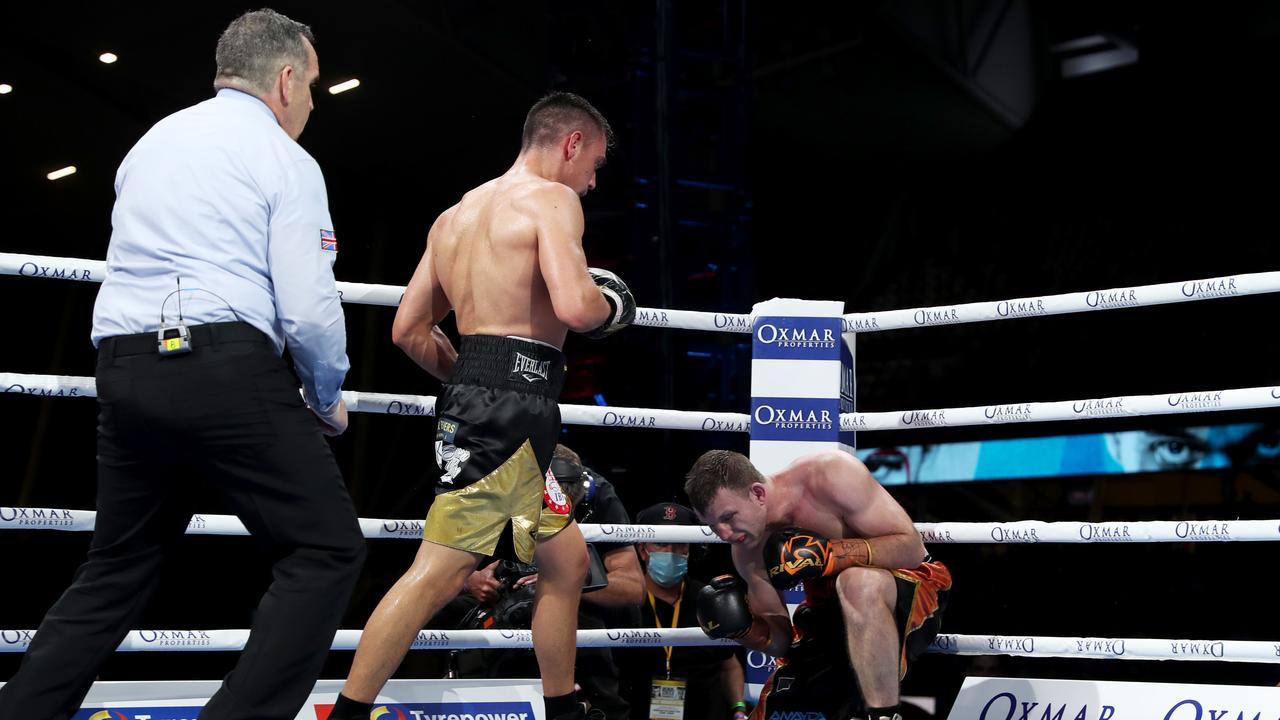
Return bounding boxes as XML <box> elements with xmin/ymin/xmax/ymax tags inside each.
<box><xmin>157</xmin><ymin>324</ymin><xmax>192</xmax><ymax>356</ymax></box>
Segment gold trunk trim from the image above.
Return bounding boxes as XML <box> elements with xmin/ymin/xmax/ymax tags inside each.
<box><xmin>423</xmin><ymin>439</ymin><xmax>569</xmax><ymax>562</ymax></box>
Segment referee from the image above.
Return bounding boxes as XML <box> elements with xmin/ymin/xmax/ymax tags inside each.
<box><xmin>0</xmin><ymin>9</ymin><xmax>366</xmax><ymax>720</ymax></box>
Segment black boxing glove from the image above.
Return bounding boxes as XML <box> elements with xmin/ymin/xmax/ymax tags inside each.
<box><xmin>582</xmin><ymin>268</ymin><xmax>635</xmax><ymax>339</ymax></box>
<box><xmin>696</xmin><ymin>574</ymin><xmax>754</xmax><ymax>639</ymax></box>
<box><xmin>764</xmin><ymin>526</ymin><xmax>873</xmax><ymax>590</ymax></box>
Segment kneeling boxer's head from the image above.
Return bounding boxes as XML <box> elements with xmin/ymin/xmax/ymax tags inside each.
<box><xmin>684</xmin><ymin>449</ymin><xmax>769</xmax><ymax>547</ymax></box>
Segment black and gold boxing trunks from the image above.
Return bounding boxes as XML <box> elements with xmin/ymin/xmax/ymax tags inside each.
<box><xmin>423</xmin><ymin>335</ymin><xmax>573</xmax><ymax>563</ymax></box>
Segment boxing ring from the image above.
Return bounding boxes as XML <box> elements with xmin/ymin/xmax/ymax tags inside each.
<box><xmin>4</xmin><ymin>251</ymin><xmax>1280</xmax><ymax>715</ymax></box>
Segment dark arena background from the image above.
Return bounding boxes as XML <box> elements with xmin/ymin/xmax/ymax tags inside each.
<box><xmin>2</xmin><ymin>1</ymin><xmax>1279</xmax><ymax>713</ymax></box>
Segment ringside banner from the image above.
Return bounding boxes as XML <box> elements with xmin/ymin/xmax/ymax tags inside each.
<box><xmin>0</xmin><ymin>679</ymin><xmax>546</xmax><ymax>720</ymax></box>
<box><xmin>948</xmin><ymin>676</ymin><xmax>1280</xmax><ymax>720</ymax></box>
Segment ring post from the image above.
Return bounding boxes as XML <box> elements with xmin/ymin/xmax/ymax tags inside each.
<box><xmin>748</xmin><ymin>299</ymin><xmax>855</xmax><ymax>475</ymax></box>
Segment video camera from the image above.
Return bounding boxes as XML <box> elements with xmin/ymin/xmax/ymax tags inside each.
<box><xmin>460</xmin><ymin>548</ymin><xmax>608</xmax><ymax>631</ymax></box>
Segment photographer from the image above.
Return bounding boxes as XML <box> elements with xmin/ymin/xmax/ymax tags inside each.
<box><xmin>617</xmin><ymin>502</ymin><xmax>747</xmax><ymax>720</ymax></box>
<box><xmin>458</xmin><ymin>444</ymin><xmax>644</xmax><ymax>719</ymax></box>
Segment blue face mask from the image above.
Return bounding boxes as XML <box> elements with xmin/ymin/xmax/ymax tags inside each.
<box><xmin>647</xmin><ymin>551</ymin><xmax>688</xmax><ymax>587</ymax></box>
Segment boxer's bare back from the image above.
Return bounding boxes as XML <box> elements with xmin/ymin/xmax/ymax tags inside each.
<box><xmin>431</xmin><ymin>172</ymin><xmax>596</xmax><ymax>348</ymax></box>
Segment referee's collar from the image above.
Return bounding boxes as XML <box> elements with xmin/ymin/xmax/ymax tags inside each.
<box><xmin>215</xmin><ymin>87</ymin><xmax>278</xmax><ymax>124</ymax></box>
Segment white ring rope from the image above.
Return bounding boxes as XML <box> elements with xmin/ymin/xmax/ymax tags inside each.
<box><xmin>926</xmin><ymin>632</ymin><xmax>1274</xmax><ymax>661</ymax></box>
<box><xmin>839</xmin><ymin>273</ymin><xmax>1278</xmax><ymax>333</ymax></box>
<box><xmin>0</xmin><ymin>373</ymin><xmax>749</xmax><ymax>432</ymax></box>
<box><xmin>4</xmin><ymin>508</ymin><xmax>1277</xmax><ymax>544</ymax></box>
<box><xmin>4</xmin><ymin>373</ymin><xmax>1277</xmax><ymax>433</ymax></box>
<box><xmin>926</xmin><ymin>635</ymin><xmax>1277</xmax><ymax>664</ymax></box>
<box><xmin>4</xmin><ymin>252</ymin><xmax>1277</xmax><ymax>334</ymax></box>
<box><xmin>0</xmin><ymin>252</ymin><xmax>747</xmax><ymax>333</ymax></box>
<box><xmin>0</xmin><ymin>509</ymin><xmax>721</xmax><ymax>543</ymax></box>
<box><xmin>0</xmin><ymin>628</ymin><xmax>1274</xmax><ymax>663</ymax></box>
<box><xmin>840</xmin><ymin>386</ymin><xmax>1280</xmax><ymax>432</ymax></box>
<box><xmin>0</xmin><ymin>627</ymin><xmax>733</xmax><ymax>653</ymax></box>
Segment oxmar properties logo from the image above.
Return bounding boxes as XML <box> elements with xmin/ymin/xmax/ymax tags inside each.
<box><xmin>752</xmin><ymin>316</ymin><xmax>841</xmax><ymax>361</ymax></box>
<box><xmin>751</xmin><ymin>398</ymin><xmax>839</xmax><ymax>442</ymax></box>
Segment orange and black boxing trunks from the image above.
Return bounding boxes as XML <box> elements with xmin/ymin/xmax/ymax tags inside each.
<box><xmin>752</xmin><ymin>558</ymin><xmax>952</xmax><ymax>720</ymax></box>
<box><xmin>423</xmin><ymin>335</ymin><xmax>574</xmax><ymax>564</ymax></box>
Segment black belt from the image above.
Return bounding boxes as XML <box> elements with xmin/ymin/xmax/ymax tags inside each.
<box><xmin>450</xmin><ymin>335</ymin><xmax>567</xmax><ymax>398</ymax></box>
<box><xmin>98</xmin><ymin>321</ymin><xmax>271</xmax><ymax>359</ymax></box>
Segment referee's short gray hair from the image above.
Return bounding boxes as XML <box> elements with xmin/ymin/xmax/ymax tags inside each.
<box><xmin>214</xmin><ymin>9</ymin><xmax>315</xmax><ymax>94</ymax></box>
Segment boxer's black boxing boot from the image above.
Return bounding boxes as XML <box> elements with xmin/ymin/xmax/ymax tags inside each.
<box><xmin>327</xmin><ymin>693</ymin><xmax>374</xmax><ymax>719</ymax></box>
<box><xmin>545</xmin><ymin>691</ymin><xmax>586</xmax><ymax>720</ymax></box>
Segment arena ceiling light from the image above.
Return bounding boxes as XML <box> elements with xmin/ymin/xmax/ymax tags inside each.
<box><xmin>0</xmin><ymin>84</ymin><xmax>12</xmax><ymax>95</ymax></box>
<box><xmin>46</xmin><ymin>166</ymin><xmax>77</xmax><ymax>181</ymax></box>
<box><xmin>328</xmin><ymin>78</ymin><xmax>360</xmax><ymax>95</ymax></box>
<box><xmin>1051</xmin><ymin>34</ymin><xmax>1138</xmax><ymax>79</ymax></box>
<box><xmin>99</xmin><ymin>52</ymin><xmax>119</xmax><ymax>64</ymax></box>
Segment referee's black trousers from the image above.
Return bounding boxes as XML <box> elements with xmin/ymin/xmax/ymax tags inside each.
<box><xmin>0</xmin><ymin>322</ymin><xmax>367</xmax><ymax>720</ymax></box>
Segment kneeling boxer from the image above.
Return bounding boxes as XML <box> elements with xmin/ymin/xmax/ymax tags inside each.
<box><xmin>684</xmin><ymin>450</ymin><xmax>951</xmax><ymax>720</ymax></box>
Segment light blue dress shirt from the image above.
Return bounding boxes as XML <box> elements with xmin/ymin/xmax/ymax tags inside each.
<box><xmin>92</xmin><ymin>88</ymin><xmax>348</xmax><ymax>416</ymax></box>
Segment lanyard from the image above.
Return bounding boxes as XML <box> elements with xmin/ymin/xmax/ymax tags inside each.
<box><xmin>646</xmin><ymin>581</ymin><xmax>685</xmax><ymax>679</ymax></box>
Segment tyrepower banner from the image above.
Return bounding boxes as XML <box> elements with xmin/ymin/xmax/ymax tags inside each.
<box><xmin>1</xmin><ymin>679</ymin><xmax>545</xmax><ymax>720</ymax></box>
